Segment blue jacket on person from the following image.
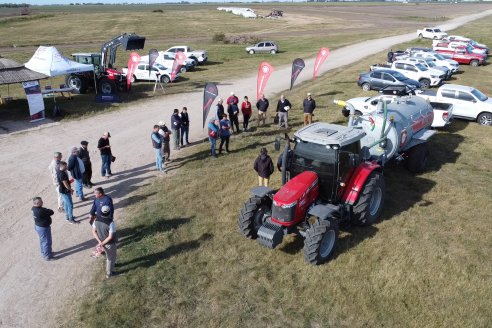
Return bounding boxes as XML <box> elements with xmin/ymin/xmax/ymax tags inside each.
<box><xmin>90</xmin><ymin>195</ymin><xmax>114</xmax><ymax>221</ymax></box>
<box><xmin>171</xmin><ymin>113</ymin><xmax>182</xmax><ymax>130</ymax></box>
<box><xmin>68</xmin><ymin>154</ymin><xmax>84</xmax><ymax>180</ymax></box>
<box><xmin>220</xmin><ymin>119</ymin><xmax>231</xmax><ymax>137</ymax></box>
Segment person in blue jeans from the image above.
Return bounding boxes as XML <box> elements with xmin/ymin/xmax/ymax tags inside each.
<box><xmin>207</xmin><ymin>118</ymin><xmax>219</xmax><ymax>158</ymax></box>
<box><xmin>97</xmin><ymin>131</ymin><xmax>112</xmax><ymax>178</ymax></box>
<box><xmin>67</xmin><ymin>147</ymin><xmax>85</xmax><ymax>201</ymax></box>
<box><xmin>57</xmin><ymin>161</ymin><xmax>77</xmax><ymax>224</ymax></box>
<box><xmin>32</xmin><ymin>197</ymin><xmax>55</xmax><ymax>261</ymax></box>
<box><xmin>180</xmin><ymin>107</ymin><xmax>190</xmax><ymax>146</ymax></box>
<box><xmin>151</xmin><ymin>125</ymin><xmax>166</xmax><ymax>173</ymax></box>
<box><xmin>219</xmin><ymin>114</ymin><xmax>231</xmax><ymax>155</ymax></box>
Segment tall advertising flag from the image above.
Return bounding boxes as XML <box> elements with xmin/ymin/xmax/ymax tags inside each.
<box><xmin>203</xmin><ymin>83</ymin><xmax>218</xmax><ymax>128</ymax></box>
<box><xmin>127</xmin><ymin>52</ymin><xmax>141</xmax><ymax>90</ymax></box>
<box><xmin>290</xmin><ymin>58</ymin><xmax>305</xmax><ymax>90</ymax></box>
<box><xmin>313</xmin><ymin>47</ymin><xmax>330</xmax><ymax>80</ymax></box>
<box><xmin>148</xmin><ymin>49</ymin><xmax>159</xmax><ymax>79</ymax></box>
<box><xmin>171</xmin><ymin>51</ymin><xmax>187</xmax><ymax>82</ymax></box>
<box><xmin>257</xmin><ymin>62</ymin><xmax>274</xmax><ymax>100</ymax></box>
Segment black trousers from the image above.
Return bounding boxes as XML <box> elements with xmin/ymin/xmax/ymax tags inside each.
<box><xmin>230</xmin><ymin>115</ymin><xmax>240</xmax><ymax>132</ymax></box>
<box><xmin>82</xmin><ymin>161</ymin><xmax>92</xmax><ymax>185</ymax></box>
<box><xmin>219</xmin><ymin>136</ymin><xmax>230</xmax><ymax>153</ymax></box>
<box><xmin>243</xmin><ymin>115</ymin><xmax>251</xmax><ymax>129</ymax></box>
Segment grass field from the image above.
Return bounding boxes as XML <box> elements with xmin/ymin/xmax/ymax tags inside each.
<box><xmin>55</xmin><ymin>12</ymin><xmax>492</xmax><ymax>328</ymax></box>
<box><xmin>0</xmin><ymin>3</ymin><xmax>488</xmax><ymax>122</ymax></box>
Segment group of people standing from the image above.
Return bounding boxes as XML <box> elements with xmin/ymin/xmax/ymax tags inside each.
<box><xmin>34</xmin><ymin>132</ymin><xmax>118</xmax><ymax>277</ymax></box>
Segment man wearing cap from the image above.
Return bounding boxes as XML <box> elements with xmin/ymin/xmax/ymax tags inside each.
<box><xmin>158</xmin><ymin>121</ymin><xmax>171</xmax><ymax>163</ymax></box>
<box><xmin>68</xmin><ymin>147</ymin><xmax>86</xmax><ymax>202</ymax></box>
<box><xmin>90</xmin><ymin>190</ymin><xmax>117</xmax><ymax>278</ymax></box>
<box><xmin>256</xmin><ymin>94</ymin><xmax>269</xmax><ymax>127</ymax></box>
<box><xmin>227</xmin><ymin>91</ymin><xmax>240</xmax><ymax>133</ymax></box>
<box><xmin>97</xmin><ymin>132</ymin><xmax>112</xmax><ymax>178</ymax></box>
<box><xmin>171</xmin><ymin>109</ymin><xmax>182</xmax><ymax>150</ymax></box>
<box><xmin>57</xmin><ymin>161</ymin><xmax>76</xmax><ymax>223</ymax></box>
<box><xmin>303</xmin><ymin>93</ymin><xmax>316</xmax><ymax>125</ymax></box>
<box><xmin>48</xmin><ymin>151</ymin><xmax>64</xmax><ymax>212</ymax></box>
<box><xmin>79</xmin><ymin>141</ymin><xmax>93</xmax><ymax>188</ymax></box>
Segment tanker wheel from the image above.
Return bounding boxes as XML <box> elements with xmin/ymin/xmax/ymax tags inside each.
<box><xmin>303</xmin><ymin>217</ymin><xmax>339</xmax><ymax>265</ymax></box>
<box><xmin>66</xmin><ymin>75</ymin><xmax>88</xmax><ymax>94</ymax></box>
<box><xmin>406</xmin><ymin>143</ymin><xmax>429</xmax><ymax>174</ymax></box>
<box><xmin>99</xmin><ymin>78</ymin><xmax>117</xmax><ymax>95</ymax></box>
<box><xmin>352</xmin><ymin>171</ymin><xmax>385</xmax><ymax>226</ymax></box>
<box><xmin>238</xmin><ymin>196</ymin><xmax>272</xmax><ymax>239</ymax></box>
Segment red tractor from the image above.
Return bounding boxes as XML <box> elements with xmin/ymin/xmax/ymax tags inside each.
<box><xmin>238</xmin><ymin>97</ymin><xmax>436</xmax><ymax>265</ymax></box>
<box><xmin>66</xmin><ymin>33</ymin><xmax>145</xmax><ymax>95</ymax></box>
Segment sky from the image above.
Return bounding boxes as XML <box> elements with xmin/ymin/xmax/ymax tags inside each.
<box><xmin>4</xmin><ymin>0</ymin><xmax>291</xmax><ymax>4</ymax></box>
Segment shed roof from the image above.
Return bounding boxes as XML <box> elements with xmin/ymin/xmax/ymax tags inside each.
<box><xmin>0</xmin><ymin>58</ymin><xmax>48</xmax><ymax>85</ymax></box>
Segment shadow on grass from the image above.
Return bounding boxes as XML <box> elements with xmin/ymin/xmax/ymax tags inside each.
<box><xmin>117</xmin><ymin>217</ymin><xmax>194</xmax><ymax>249</ymax></box>
<box><xmin>55</xmin><ymin>238</ymin><xmax>97</xmax><ymax>259</ymax></box>
<box><xmin>116</xmin><ymin>232</ymin><xmax>212</xmax><ymax>273</ymax></box>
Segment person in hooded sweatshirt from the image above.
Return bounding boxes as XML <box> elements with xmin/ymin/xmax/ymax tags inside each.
<box><xmin>254</xmin><ymin>148</ymin><xmax>275</xmax><ymax>187</ymax></box>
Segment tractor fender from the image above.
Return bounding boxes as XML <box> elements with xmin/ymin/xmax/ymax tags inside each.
<box><xmin>308</xmin><ymin>204</ymin><xmax>339</xmax><ymax>220</ymax></box>
<box><xmin>250</xmin><ymin>186</ymin><xmax>273</xmax><ymax>198</ymax></box>
<box><xmin>342</xmin><ymin>161</ymin><xmax>381</xmax><ymax>205</ymax></box>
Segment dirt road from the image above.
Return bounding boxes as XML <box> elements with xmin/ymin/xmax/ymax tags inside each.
<box><xmin>0</xmin><ymin>10</ymin><xmax>491</xmax><ymax>327</ymax></box>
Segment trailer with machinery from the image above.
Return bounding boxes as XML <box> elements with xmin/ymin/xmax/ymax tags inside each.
<box><xmin>66</xmin><ymin>33</ymin><xmax>146</xmax><ymax>94</ymax></box>
<box><xmin>238</xmin><ymin>97</ymin><xmax>436</xmax><ymax>265</ymax></box>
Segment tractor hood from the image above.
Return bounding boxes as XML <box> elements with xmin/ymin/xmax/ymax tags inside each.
<box><xmin>273</xmin><ymin>171</ymin><xmax>318</xmax><ymax>208</ymax></box>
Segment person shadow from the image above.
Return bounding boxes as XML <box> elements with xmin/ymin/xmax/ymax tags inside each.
<box><xmin>54</xmin><ymin>238</ymin><xmax>98</xmax><ymax>259</ymax></box>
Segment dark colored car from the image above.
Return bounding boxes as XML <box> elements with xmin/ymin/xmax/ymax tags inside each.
<box><xmin>357</xmin><ymin>69</ymin><xmax>421</xmax><ymax>91</ymax></box>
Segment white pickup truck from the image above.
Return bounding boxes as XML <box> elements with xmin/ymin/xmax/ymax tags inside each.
<box><xmin>416</xmin><ymin>84</ymin><xmax>492</xmax><ymax>126</ymax></box>
<box><xmin>417</xmin><ymin>27</ymin><xmax>447</xmax><ymax>40</ymax></box>
<box><xmin>140</xmin><ymin>51</ymin><xmax>196</xmax><ymax>73</ymax></box>
<box><xmin>165</xmin><ymin>46</ymin><xmax>208</xmax><ymax>65</ymax></box>
<box><xmin>122</xmin><ymin>62</ymin><xmax>176</xmax><ymax>84</ymax></box>
<box><xmin>342</xmin><ymin>93</ymin><xmax>453</xmax><ymax>128</ymax></box>
<box><xmin>371</xmin><ymin>59</ymin><xmax>445</xmax><ymax>89</ymax></box>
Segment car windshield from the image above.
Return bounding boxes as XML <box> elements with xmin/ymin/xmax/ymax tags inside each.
<box><xmin>471</xmin><ymin>88</ymin><xmax>488</xmax><ymax>102</ymax></box>
<box><xmin>415</xmin><ymin>63</ymin><xmax>427</xmax><ymax>71</ymax></box>
<box><xmin>392</xmin><ymin>71</ymin><xmax>407</xmax><ymax>81</ymax></box>
<box><xmin>434</xmin><ymin>29</ymin><xmax>442</xmax><ymax>33</ymax></box>
<box><xmin>466</xmin><ymin>45</ymin><xmax>474</xmax><ymax>52</ymax></box>
<box><xmin>154</xmin><ymin>63</ymin><xmax>167</xmax><ymax>70</ymax></box>
<box><xmin>434</xmin><ymin>53</ymin><xmax>446</xmax><ymax>60</ymax></box>
<box><xmin>426</xmin><ymin>60</ymin><xmax>436</xmax><ymax>67</ymax></box>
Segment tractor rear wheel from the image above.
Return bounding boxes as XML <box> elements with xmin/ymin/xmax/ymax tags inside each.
<box><xmin>238</xmin><ymin>196</ymin><xmax>272</xmax><ymax>239</ymax></box>
<box><xmin>352</xmin><ymin>171</ymin><xmax>385</xmax><ymax>226</ymax></box>
<box><xmin>99</xmin><ymin>78</ymin><xmax>117</xmax><ymax>95</ymax></box>
<box><xmin>406</xmin><ymin>143</ymin><xmax>429</xmax><ymax>173</ymax></box>
<box><xmin>66</xmin><ymin>74</ymin><xmax>88</xmax><ymax>94</ymax></box>
<box><xmin>303</xmin><ymin>217</ymin><xmax>339</xmax><ymax>265</ymax></box>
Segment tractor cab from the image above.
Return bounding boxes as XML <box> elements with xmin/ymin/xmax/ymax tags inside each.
<box><xmin>72</xmin><ymin>53</ymin><xmax>102</xmax><ymax>74</ymax></box>
<box><xmin>289</xmin><ymin>123</ymin><xmax>365</xmax><ymax>202</ymax></box>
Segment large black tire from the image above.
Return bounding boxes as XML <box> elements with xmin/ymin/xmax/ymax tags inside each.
<box><xmin>99</xmin><ymin>78</ymin><xmax>117</xmax><ymax>95</ymax></box>
<box><xmin>352</xmin><ymin>171</ymin><xmax>385</xmax><ymax>226</ymax></box>
<box><xmin>406</xmin><ymin>143</ymin><xmax>429</xmax><ymax>174</ymax></box>
<box><xmin>238</xmin><ymin>196</ymin><xmax>272</xmax><ymax>239</ymax></box>
<box><xmin>419</xmin><ymin>79</ymin><xmax>431</xmax><ymax>89</ymax></box>
<box><xmin>477</xmin><ymin>112</ymin><xmax>492</xmax><ymax>126</ymax></box>
<box><xmin>66</xmin><ymin>74</ymin><xmax>88</xmax><ymax>94</ymax></box>
<box><xmin>303</xmin><ymin>217</ymin><xmax>339</xmax><ymax>265</ymax></box>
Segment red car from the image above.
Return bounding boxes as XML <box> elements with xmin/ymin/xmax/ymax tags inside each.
<box><xmin>434</xmin><ymin>46</ymin><xmax>486</xmax><ymax>66</ymax></box>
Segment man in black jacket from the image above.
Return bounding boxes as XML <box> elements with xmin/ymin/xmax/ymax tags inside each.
<box><xmin>32</xmin><ymin>197</ymin><xmax>55</xmax><ymax>261</ymax></box>
<box><xmin>171</xmin><ymin>108</ymin><xmax>182</xmax><ymax>150</ymax></box>
<box><xmin>303</xmin><ymin>93</ymin><xmax>316</xmax><ymax>125</ymax></box>
<box><xmin>254</xmin><ymin>148</ymin><xmax>275</xmax><ymax>187</ymax></box>
<box><xmin>256</xmin><ymin>94</ymin><xmax>269</xmax><ymax>127</ymax></box>
<box><xmin>180</xmin><ymin>107</ymin><xmax>190</xmax><ymax>146</ymax></box>
<box><xmin>67</xmin><ymin>147</ymin><xmax>85</xmax><ymax>201</ymax></box>
<box><xmin>276</xmin><ymin>94</ymin><xmax>292</xmax><ymax>129</ymax></box>
<box><xmin>79</xmin><ymin>141</ymin><xmax>93</xmax><ymax>188</ymax></box>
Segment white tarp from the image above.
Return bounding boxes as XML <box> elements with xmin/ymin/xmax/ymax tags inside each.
<box><xmin>217</xmin><ymin>7</ymin><xmax>257</xmax><ymax>18</ymax></box>
<box><xmin>25</xmin><ymin>46</ymin><xmax>94</xmax><ymax>77</ymax></box>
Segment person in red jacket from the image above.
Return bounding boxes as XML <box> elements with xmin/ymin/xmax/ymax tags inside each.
<box><xmin>241</xmin><ymin>96</ymin><xmax>252</xmax><ymax>131</ymax></box>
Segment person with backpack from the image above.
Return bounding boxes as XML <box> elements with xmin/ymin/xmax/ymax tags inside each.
<box><xmin>207</xmin><ymin>118</ymin><xmax>219</xmax><ymax>158</ymax></box>
<box><xmin>254</xmin><ymin>148</ymin><xmax>275</xmax><ymax>187</ymax></box>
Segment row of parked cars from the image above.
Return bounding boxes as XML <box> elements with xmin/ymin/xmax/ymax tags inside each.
<box><xmin>351</xmin><ymin>33</ymin><xmax>491</xmax><ymax>127</ymax></box>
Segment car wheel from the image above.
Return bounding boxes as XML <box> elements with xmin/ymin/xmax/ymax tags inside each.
<box><xmin>362</xmin><ymin>83</ymin><xmax>371</xmax><ymax>91</ymax></box>
<box><xmin>161</xmin><ymin>75</ymin><xmax>171</xmax><ymax>84</ymax></box>
<box><xmin>477</xmin><ymin>112</ymin><xmax>492</xmax><ymax>126</ymax></box>
<box><xmin>270</xmin><ymin>49</ymin><xmax>276</xmax><ymax>54</ymax></box>
<box><xmin>419</xmin><ymin>79</ymin><xmax>430</xmax><ymax>89</ymax></box>
<box><xmin>470</xmin><ymin>60</ymin><xmax>479</xmax><ymax>67</ymax></box>
<box><xmin>418</xmin><ymin>34</ymin><xmax>423</xmax><ymax>39</ymax></box>
<box><xmin>130</xmin><ymin>75</ymin><xmax>136</xmax><ymax>83</ymax></box>
<box><xmin>249</xmin><ymin>49</ymin><xmax>255</xmax><ymax>55</ymax></box>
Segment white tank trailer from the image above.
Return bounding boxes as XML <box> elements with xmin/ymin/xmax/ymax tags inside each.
<box><xmin>334</xmin><ymin>97</ymin><xmax>436</xmax><ymax>166</ymax></box>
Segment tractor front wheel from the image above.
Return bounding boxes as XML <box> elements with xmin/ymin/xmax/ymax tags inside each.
<box><xmin>238</xmin><ymin>196</ymin><xmax>272</xmax><ymax>239</ymax></box>
<box><xmin>303</xmin><ymin>217</ymin><xmax>339</xmax><ymax>265</ymax></box>
<box><xmin>99</xmin><ymin>78</ymin><xmax>117</xmax><ymax>95</ymax></box>
<box><xmin>352</xmin><ymin>171</ymin><xmax>385</xmax><ymax>226</ymax></box>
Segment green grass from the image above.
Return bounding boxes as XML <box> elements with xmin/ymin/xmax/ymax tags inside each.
<box><xmin>59</xmin><ymin>15</ymin><xmax>492</xmax><ymax>328</ymax></box>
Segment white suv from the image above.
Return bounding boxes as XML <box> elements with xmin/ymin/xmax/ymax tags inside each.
<box><xmin>392</xmin><ymin>60</ymin><xmax>445</xmax><ymax>89</ymax></box>
<box><xmin>411</xmin><ymin>51</ymin><xmax>460</xmax><ymax>73</ymax></box>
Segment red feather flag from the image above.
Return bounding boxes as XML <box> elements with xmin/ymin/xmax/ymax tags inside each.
<box><xmin>256</xmin><ymin>62</ymin><xmax>274</xmax><ymax>100</ymax></box>
<box><xmin>313</xmin><ymin>47</ymin><xmax>330</xmax><ymax>80</ymax></box>
<box><xmin>126</xmin><ymin>52</ymin><xmax>141</xmax><ymax>90</ymax></box>
<box><xmin>171</xmin><ymin>51</ymin><xmax>187</xmax><ymax>82</ymax></box>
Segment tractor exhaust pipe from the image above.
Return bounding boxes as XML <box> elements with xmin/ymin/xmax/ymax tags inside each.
<box><xmin>334</xmin><ymin>100</ymin><xmax>356</xmax><ymax>127</ymax></box>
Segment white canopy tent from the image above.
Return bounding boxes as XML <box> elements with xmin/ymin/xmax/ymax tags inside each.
<box><xmin>25</xmin><ymin>46</ymin><xmax>94</xmax><ymax>77</ymax></box>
